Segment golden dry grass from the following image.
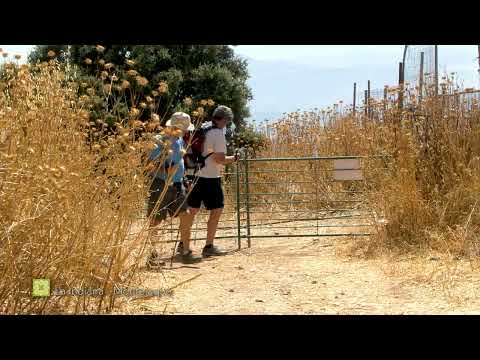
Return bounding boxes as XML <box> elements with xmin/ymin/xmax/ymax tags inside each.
<box><xmin>0</xmin><ymin>59</ymin><xmax>155</xmax><ymax>314</ymax></box>
<box><xmin>257</xmin><ymin>81</ymin><xmax>480</xmax><ymax>258</ymax></box>
<box><xmin>0</xmin><ymin>50</ymin><xmax>210</xmax><ymax>314</ymax></box>
<box><xmin>2</xmin><ymin>47</ymin><xmax>480</xmax><ymax>315</ymax></box>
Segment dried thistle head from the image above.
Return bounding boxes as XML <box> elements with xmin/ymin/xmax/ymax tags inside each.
<box><xmin>103</xmin><ymin>84</ymin><xmax>112</xmax><ymax>94</ymax></box>
<box><xmin>129</xmin><ymin>107</ymin><xmax>140</xmax><ymax>118</ymax></box>
<box><xmin>127</xmin><ymin>69</ymin><xmax>138</xmax><ymax>77</ymax></box>
<box><xmin>158</xmin><ymin>82</ymin><xmax>168</xmax><ymax>94</ymax></box>
<box><xmin>131</xmin><ymin>120</ymin><xmax>143</xmax><ymax>129</ymax></box>
<box><xmin>135</xmin><ymin>76</ymin><xmax>148</xmax><ymax>87</ymax></box>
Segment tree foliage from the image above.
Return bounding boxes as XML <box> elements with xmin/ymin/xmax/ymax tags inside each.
<box><xmin>29</xmin><ymin>45</ymin><xmax>253</xmax><ymax>128</ymax></box>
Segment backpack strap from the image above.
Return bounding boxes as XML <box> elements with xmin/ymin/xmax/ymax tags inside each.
<box><xmin>191</xmin><ymin>152</ymin><xmax>215</xmax><ymax>175</ymax></box>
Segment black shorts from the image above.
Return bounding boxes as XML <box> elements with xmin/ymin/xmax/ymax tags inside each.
<box><xmin>187</xmin><ymin>177</ymin><xmax>224</xmax><ymax>210</ymax></box>
<box><xmin>147</xmin><ymin>178</ymin><xmax>188</xmax><ymax>221</ymax></box>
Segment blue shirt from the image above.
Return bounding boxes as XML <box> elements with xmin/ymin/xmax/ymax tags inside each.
<box><xmin>148</xmin><ymin>135</ymin><xmax>185</xmax><ymax>183</ymax></box>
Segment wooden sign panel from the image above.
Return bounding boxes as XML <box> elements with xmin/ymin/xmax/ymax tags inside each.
<box><xmin>332</xmin><ymin>159</ymin><xmax>363</xmax><ymax>181</ymax></box>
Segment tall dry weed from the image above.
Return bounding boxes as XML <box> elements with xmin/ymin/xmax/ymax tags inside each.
<box><xmin>259</xmin><ymin>81</ymin><xmax>480</xmax><ymax>256</ymax></box>
<box><xmin>0</xmin><ymin>50</ymin><xmax>208</xmax><ymax>313</ymax></box>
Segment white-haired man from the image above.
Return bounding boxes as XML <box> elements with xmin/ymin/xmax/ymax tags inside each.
<box><xmin>146</xmin><ymin>112</ymin><xmax>203</xmax><ymax>266</ymax></box>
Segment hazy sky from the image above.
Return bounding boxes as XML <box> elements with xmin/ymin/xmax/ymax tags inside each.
<box><xmin>235</xmin><ymin>45</ymin><xmax>480</xmax><ymax>87</ymax></box>
<box><xmin>236</xmin><ymin>45</ymin><xmax>480</xmax><ymax>120</ymax></box>
<box><xmin>0</xmin><ymin>45</ymin><xmax>32</xmax><ymax>61</ymax></box>
<box><xmin>235</xmin><ymin>45</ymin><xmax>479</xmax><ymax>71</ymax></box>
<box><xmin>2</xmin><ymin>45</ymin><xmax>479</xmax><ymax>120</ymax></box>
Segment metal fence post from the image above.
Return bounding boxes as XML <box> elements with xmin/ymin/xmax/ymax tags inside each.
<box><xmin>313</xmin><ymin>160</ymin><xmax>319</xmax><ymax>238</ymax></box>
<box><xmin>235</xmin><ymin>161</ymin><xmax>242</xmax><ymax>250</ymax></box>
<box><xmin>243</xmin><ymin>151</ymin><xmax>251</xmax><ymax>248</ymax></box>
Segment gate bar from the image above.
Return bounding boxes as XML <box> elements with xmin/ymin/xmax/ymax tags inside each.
<box><xmin>245</xmin><ymin>155</ymin><xmax>369</xmax><ymax>162</ymax></box>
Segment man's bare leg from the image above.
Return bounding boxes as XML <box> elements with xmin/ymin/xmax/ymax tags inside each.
<box><xmin>179</xmin><ymin>208</ymin><xmax>198</xmax><ymax>254</ymax></box>
<box><xmin>202</xmin><ymin>208</ymin><xmax>228</xmax><ymax>257</ymax></box>
<box><xmin>177</xmin><ymin>208</ymin><xmax>203</xmax><ymax>263</ymax></box>
<box><xmin>206</xmin><ymin>208</ymin><xmax>223</xmax><ymax>246</ymax></box>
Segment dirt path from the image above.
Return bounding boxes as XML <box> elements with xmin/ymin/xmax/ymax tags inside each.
<box><xmin>117</xmin><ymin>232</ymin><xmax>480</xmax><ymax>315</ymax></box>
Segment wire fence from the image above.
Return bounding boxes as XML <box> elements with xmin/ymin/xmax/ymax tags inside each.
<box><xmin>251</xmin><ymin>46</ymin><xmax>480</xmax><ymax>133</ymax></box>
<box><xmin>404</xmin><ymin>45</ymin><xmax>436</xmax><ymax>92</ymax></box>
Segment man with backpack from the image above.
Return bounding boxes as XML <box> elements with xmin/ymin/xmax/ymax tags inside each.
<box><xmin>145</xmin><ymin>112</ymin><xmax>203</xmax><ymax>266</ymax></box>
<box><xmin>179</xmin><ymin>106</ymin><xmax>238</xmax><ymax>257</ymax></box>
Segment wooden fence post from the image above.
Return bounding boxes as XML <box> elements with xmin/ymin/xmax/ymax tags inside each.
<box><xmin>398</xmin><ymin>62</ymin><xmax>404</xmax><ymax>110</ymax></box>
<box><xmin>419</xmin><ymin>51</ymin><xmax>424</xmax><ymax>104</ymax></box>
<box><xmin>353</xmin><ymin>82</ymin><xmax>357</xmax><ymax>116</ymax></box>
<box><xmin>367</xmin><ymin>80</ymin><xmax>371</xmax><ymax>119</ymax></box>
<box><xmin>364</xmin><ymin>90</ymin><xmax>368</xmax><ymax>116</ymax></box>
<box><xmin>435</xmin><ymin>45</ymin><xmax>439</xmax><ymax>97</ymax></box>
<box><xmin>383</xmin><ymin>86</ymin><xmax>387</xmax><ymax>113</ymax></box>
<box><xmin>477</xmin><ymin>45</ymin><xmax>480</xmax><ymax>89</ymax></box>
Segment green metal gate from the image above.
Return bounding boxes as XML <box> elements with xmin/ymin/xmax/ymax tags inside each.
<box><xmin>189</xmin><ymin>155</ymin><xmax>378</xmax><ymax>249</ymax></box>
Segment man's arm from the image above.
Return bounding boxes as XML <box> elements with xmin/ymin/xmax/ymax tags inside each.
<box><xmin>211</xmin><ymin>152</ymin><xmax>237</xmax><ymax>165</ymax></box>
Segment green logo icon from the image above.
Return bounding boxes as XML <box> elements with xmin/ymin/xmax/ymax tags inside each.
<box><xmin>32</xmin><ymin>279</ymin><xmax>50</xmax><ymax>297</ymax></box>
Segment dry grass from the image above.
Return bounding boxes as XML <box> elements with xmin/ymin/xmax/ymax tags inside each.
<box><xmin>0</xmin><ymin>59</ymin><xmax>150</xmax><ymax>314</ymax></box>
<box><xmin>2</xmin><ymin>47</ymin><xmax>480</xmax><ymax>314</ymax></box>
<box><xmin>0</xmin><ymin>49</ymin><xmax>210</xmax><ymax>314</ymax></box>
<box><xmin>258</xmin><ymin>80</ymin><xmax>480</xmax><ymax>258</ymax></box>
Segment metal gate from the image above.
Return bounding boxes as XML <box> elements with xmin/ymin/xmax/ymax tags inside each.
<box><xmin>188</xmin><ymin>155</ymin><xmax>378</xmax><ymax>249</ymax></box>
